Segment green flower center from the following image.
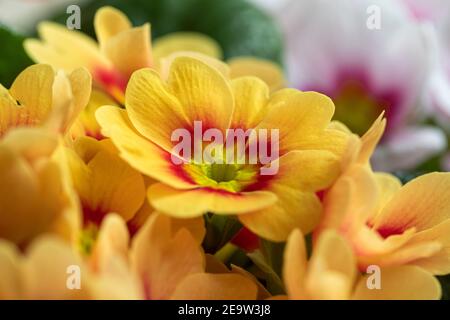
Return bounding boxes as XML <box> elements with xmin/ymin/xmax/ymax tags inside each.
<box><xmin>207</xmin><ymin>163</ymin><xmax>238</xmax><ymax>182</ymax></box>
<box><xmin>185</xmin><ymin>162</ymin><xmax>259</xmax><ymax>193</ymax></box>
<box><xmin>333</xmin><ymin>80</ymin><xmax>383</xmax><ymax>136</ymax></box>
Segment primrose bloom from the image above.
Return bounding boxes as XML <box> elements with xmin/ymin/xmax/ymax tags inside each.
<box><xmin>96</xmin><ymin>56</ymin><xmax>347</xmax><ymax>241</ymax></box>
<box><xmin>283</xmin><ymin>229</ymin><xmax>441</xmax><ymax>300</ymax></box>
<box><xmin>0</xmin><ymin>127</ymin><xmax>78</xmax><ymax>246</ymax></box>
<box><xmin>0</xmin><ymin>215</ymin><xmax>141</xmax><ymax>300</ymax></box>
<box><xmin>315</xmin><ymin>115</ymin><xmax>450</xmax><ymax>277</ymax></box>
<box><xmin>321</xmin><ymin>165</ymin><xmax>450</xmax><ymax>275</ymax></box>
<box><xmin>25</xmin><ymin>6</ymin><xmax>152</xmax><ymax>104</ymax></box>
<box><xmin>130</xmin><ymin>212</ymin><xmax>258</xmax><ymax>299</ymax></box>
<box><xmin>0</xmin><ymin>64</ymin><xmax>89</xmax><ymax>246</ymax></box>
<box><xmin>65</xmin><ymin>137</ymin><xmax>146</xmax><ymax>227</ymax></box>
<box><xmin>277</xmin><ymin>0</ymin><xmax>446</xmax><ymax>171</ymax></box>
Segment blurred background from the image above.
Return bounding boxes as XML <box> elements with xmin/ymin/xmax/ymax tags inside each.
<box><xmin>0</xmin><ymin>0</ymin><xmax>449</xmax><ymax>179</ymax></box>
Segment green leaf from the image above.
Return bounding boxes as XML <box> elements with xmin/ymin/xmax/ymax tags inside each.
<box><xmin>0</xmin><ymin>26</ymin><xmax>33</xmax><ymax>87</ymax></box>
<box><xmin>202</xmin><ymin>214</ymin><xmax>242</xmax><ymax>253</ymax></box>
<box><xmin>248</xmin><ymin>249</ymin><xmax>285</xmax><ymax>295</ymax></box>
<box><xmin>438</xmin><ymin>274</ymin><xmax>450</xmax><ymax>300</ymax></box>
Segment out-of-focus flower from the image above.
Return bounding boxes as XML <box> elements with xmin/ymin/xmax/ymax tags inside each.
<box><xmin>0</xmin><ymin>64</ymin><xmax>91</xmax><ymax>136</ymax></box>
<box><xmin>25</xmin><ymin>6</ymin><xmax>151</xmax><ymax>104</ymax></box>
<box><xmin>25</xmin><ymin>6</ymin><xmax>286</xmax><ymax>139</ymax></box>
<box><xmin>0</xmin><ymin>214</ymin><xmax>141</xmax><ymax>300</ymax></box>
<box><xmin>0</xmin><ymin>127</ymin><xmax>79</xmax><ymax>247</ymax></box>
<box><xmin>317</xmin><ymin>112</ymin><xmax>450</xmax><ymax>275</ymax></box>
<box><xmin>64</xmin><ymin>136</ymin><xmax>146</xmax><ymax>253</ymax></box>
<box><xmin>283</xmin><ymin>228</ymin><xmax>441</xmax><ymax>300</ymax></box>
<box><xmin>96</xmin><ymin>56</ymin><xmax>348</xmax><ymax>241</ymax></box>
<box><xmin>276</xmin><ymin>0</ymin><xmax>446</xmax><ymax>171</ymax></box>
<box><xmin>317</xmin><ymin>139</ymin><xmax>450</xmax><ymax>276</ymax></box>
<box><xmin>131</xmin><ymin>212</ymin><xmax>257</xmax><ymax>299</ymax></box>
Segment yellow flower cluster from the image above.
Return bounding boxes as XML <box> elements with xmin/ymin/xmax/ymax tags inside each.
<box><xmin>0</xmin><ymin>6</ymin><xmax>449</xmax><ymax>300</ymax></box>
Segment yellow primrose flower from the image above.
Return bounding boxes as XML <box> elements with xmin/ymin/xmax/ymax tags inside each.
<box><xmin>24</xmin><ymin>6</ymin><xmax>223</xmax><ymax>105</ymax></box>
<box><xmin>283</xmin><ymin>229</ymin><xmax>441</xmax><ymax>300</ymax></box>
<box><xmin>0</xmin><ymin>64</ymin><xmax>91</xmax><ymax>136</ymax></box>
<box><xmin>25</xmin><ymin>6</ymin><xmax>151</xmax><ymax>104</ymax></box>
<box><xmin>25</xmin><ymin>6</ymin><xmax>285</xmax><ymax>139</ymax></box>
<box><xmin>316</xmin><ymin>115</ymin><xmax>450</xmax><ymax>276</ymax></box>
<box><xmin>130</xmin><ymin>212</ymin><xmax>257</xmax><ymax>300</ymax></box>
<box><xmin>0</xmin><ymin>127</ymin><xmax>79</xmax><ymax>246</ymax></box>
<box><xmin>0</xmin><ymin>215</ymin><xmax>142</xmax><ymax>300</ymax></box>
<box><xmin>320</xmin><ymin>165</ymin><xmax>450</xmax><ymax>275</ymax></box>
<box><xmin>63</xmin><ymin>136</ymin><xmax>146</xmax><ymax>250</ymax></box>
<box><xmin>96</xmin><ymin>56</ymin><xmax>348</xmax><ymax>242</ymax></box>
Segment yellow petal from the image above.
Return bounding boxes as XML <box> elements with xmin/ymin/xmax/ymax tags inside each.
<box><xmin>230</xmin><ymin>76</ymin><xmax>269</xmax><ymax>129</ymax></box>
<box><xmin>228</xmin><ymin>57</ymin><xmax>285</xmax><ymax>92</ymax></box>
<box><xmin>373</xmin><ymin>172</ymin><xmax>450</xmax><ymax>233</ymax></box>
<box><xmin>167</xmin><ymin>56</ymin><xmax>234</xmax><ymax>135</ymax></box>
<box><xmin>352</xmin><ymin>266</ymin><xmax>441</xmax><ymax>300</ymax></box>
<box><xmin>256</xmin><ymin>90</ymin><xmax>336</xmax><ymax>154</ymax></box>
<box><xmin>148</xmin><ymin>183</ymin><xmax>278</xmax><ymax>218</ymax></box>
<box><xmin>8</xmin><ymin>64</ymin><xmax>54</xmax><ymax>125</ymax></box>
<box><xmin>239</xmin><ymin>188</ymin><xmax>322</xmax><ymax>242</ymax></box>
<box><xmin>94</xmin><ymin>6</ymin><xmax>132</xmax><ymax>45</ymax></box>
<box><xmin>71</xmin><ymin>89</ymin><xmax>116</xmax><ymax>140</ymax></box>
<box><xmin>0</xmin><ymin>139</ymin><xmax>63</xmax><ymax>244</ymax></box>
<box><xmin>306</xmin><ymin>230</ymin><xmax>357</xmax><ymax>300</ymax></box>
<box><xmin>319</xmin><ymin>164</ymin><xmax>378</xmax><ymax>234</ymax></box>
<box><xmin>283</xmin><ymin>229</ymin><xmax>308</xmax><ymax>299</ymax></box>
<box><xmin>124</xmin><ymin>67</ymin><xmax>190</xmax><ymax>152</ymax></box>
<box><xmin>69</xmin><ymin>137</ymin><xmax>146</xmax><ymax>224</ymax></box>
<box><xmin>96</xmin><ymin>106</ymin><xmax>197</xmax><ymax>189</ymax></box>
<box><xmin>171</xmin><ymin>273</ymin><xmax>257</xmax><ymax>300</ymax></box>
<box><xmin>408</xmin><ymin>220</ymin><xmax>450</xmax><ymax>275</ymax></box>
<box><xmin>130</xmin><ymin>213</ymin><xmax>204</xmax><ymax>299</ymax></box>
<box><xmin>90</xmin><ymin>213</ymin><xmax>130</xmax><ymax>273</ymax></box>
<box><xmin>25</xmin><ymin>22</ymin><xmax>109</xmax><ymax>72</ymax></box>
<box><xmin>46</xmin><ymin>67</ymin><xmax>92</xmax><ymax>134</ymax></box>
<box><xmin>23</xmin><ymin>236</ymin><xmax>88</xmax><ymax>299</ymax></box>
<box><xmin>368</xmin><ymin>172</ymin><xmax>402</xmax><ymax>223</ymax></box>
<box><xmin>266</xmin><ymin>150</ymin><xmax>341</xmax><ymax>193</ymax></box>
<box><xmin>101</xmin><ymin>24</ymin><xmax>152</xmax><ymax>78</ymax></box>
<box><xmin>0</xmin><ymin>240</ymin><xmax>22</xmax><ymax>299</ymax></box>
<box><xmin>170</xmin><ymin>216</ymin><xmax>206</xmax><ymax>245</ymax></box>
<box><xmin>153</xmin><ymin>32</ymin><xmax>222</xmax><ymax>60</ymax></box>
<box><xmin>357</xmin><ymin>113</ymin><xmax>386</xmax><ymax>164</ymax></box>
<box><xmin>158</xmin><ymin>51</ymin><xmax>229</xmax><ymax>81</ymax></box>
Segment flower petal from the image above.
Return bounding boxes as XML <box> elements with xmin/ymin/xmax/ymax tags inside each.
<box><xmin>171</xmin><ymin>273</ymin><xmax>257</xmax><ymax>300</ymax></box>
<box><xmin>372</xmin><ymin>172</ymin><xmax>450</xmax><ymax>232</ymax></box>
<box><xmin>283</xmin><ymin>229</ymin><xmax>308</xmax><ymax>299</ymax></box>
<box><xmin>352</xmin><ymin>266</ymin><xmax>441</xmax><ymax>300</ymax></box>
<box><xmin>306</xmin><ymin>230</ymin><xmax>357</xmax><ymax>300</ymax></box>
<box><xmin>230</xmin><ymin>76</ymin><xmax>269</xmax><ymax>129</ymax></box>
<box><xmin>153</xmin><ymin>32</ymin><xmax>222</xmax><ymax>60</ymax></box>
<box><xmin>0</xmin><ymin>240</ymin><xmax>22</xmax><ymax>299</ymax></box>
<box><xmin>8</xmin><ymin>64</ymin><xmax>54</xmax><ymax>125</ymax></box>
<box><xmin>167</xmin><ymin>56</ymin><xmax>234</xmax><ymax>134</ymax></box>
<box><xmin>101</xmin><ymin>24</ymin><xmax>152</xmax><ymax>78</ymax></box>
<box><xmin>25</xmin><ymin>22</ymin><xmax>109</xmax><ymax>72</ymax></box>
<box><xmin>148</xmin><ymin>183</ymin><xmax>278</xmax><ymax>218</ymax></box>
<box><xmin>130</xmin><ymin>213</ymin><xmax>204</xmax><ymax>299</ymax></box>
<box><xmin>228</xmin><ymin>57</ymin><xmax>285</xmax><ymax>92</ymax></box>
<box><xmin>96</xmin><ymin>106</ymin><xmax>197</xmax><ymax>189</ymax></box>
<box><xmin>256</xmin><ymin>90</ymin><xmax>337</xmax><ymax>154</ymax></box>
<box><xmin>239</xmin><ymin>188</ymin><xmax>322</xmax><ymax>242</ymax></box>
<box><xmin>94</xmin><ymin>6</ymin><xmax>132</xmax><ymax>45</ymax></box>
